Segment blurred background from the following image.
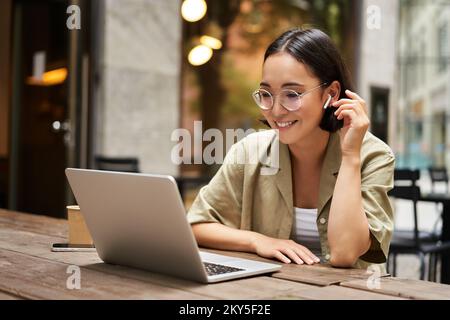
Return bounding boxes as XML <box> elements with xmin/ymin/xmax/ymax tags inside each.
<box><xmin>0</xmin><ymin>0</ymin><xmax>450</xmax><ymax>281</ymax></box>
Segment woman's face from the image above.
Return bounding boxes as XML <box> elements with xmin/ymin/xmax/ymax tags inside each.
<box><xmin>260</xmin><ymin>52</ymin><xmax>330</xmax><ymax>145</ymax></box>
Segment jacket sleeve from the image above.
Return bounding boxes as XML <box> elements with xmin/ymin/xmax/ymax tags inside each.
<box><xmin>186</xmin><ymin>141</ymin><xmax>245</xmax><ymax>229</ymax></box>
<box><xmin>359</xmin><ymin>149</ymin><xmax>396</xmax><ymax>263</ymax></box>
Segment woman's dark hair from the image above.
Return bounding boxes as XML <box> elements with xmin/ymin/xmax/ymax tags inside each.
<box><xmin>260</xmin><ymin>28</ymin><xmax>354</xmax><ymax>132</ymax></box>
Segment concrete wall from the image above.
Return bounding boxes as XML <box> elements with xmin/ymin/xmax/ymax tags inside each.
<box><xmin>95</xmin><ymin>0</ymin><xmax>181</xmax><ymax>175</ymax></box>
<box><xmin>357</xmin><ymin>0</ymin><xmax>399</xmax><ymax>148</ymax></box>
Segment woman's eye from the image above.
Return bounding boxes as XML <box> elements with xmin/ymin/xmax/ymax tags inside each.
<box><xmin>286</xmin><ymin>93</ymin><xmax>299</xmax><ymax>99</ymax></box>
<box><xmin>261</xmin><ymin>92</ymin><xmax>271</xmax><ymax>98</ymax></box>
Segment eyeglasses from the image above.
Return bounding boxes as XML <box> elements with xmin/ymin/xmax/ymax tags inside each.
<box><xmin>252</xmin><ymin>83</ymin><xmax>328</xmax><ymax>112</ymax></box>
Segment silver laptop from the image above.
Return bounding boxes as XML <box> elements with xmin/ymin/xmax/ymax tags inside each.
<box><xmin>65</xmin><ymin>168</ymin><xmax>281</xmax><ymax>283</ymax></box>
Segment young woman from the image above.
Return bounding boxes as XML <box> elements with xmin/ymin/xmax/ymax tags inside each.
<box><xmin>187</xmin><ymin>28</ymin><xmax>395</xmax><ymax>269</ymax></box>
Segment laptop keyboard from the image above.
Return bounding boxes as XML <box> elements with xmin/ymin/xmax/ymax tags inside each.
<box><xmin>203</xmin><ymin>262</ymin><xmax>245</xmax><ymax>276</ymax></box>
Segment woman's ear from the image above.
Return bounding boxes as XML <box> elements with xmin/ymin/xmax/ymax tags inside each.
<box><xmin>328</xmin><ymin>80</ymin><xmax>341</xmax><ymax>102</ymax></box>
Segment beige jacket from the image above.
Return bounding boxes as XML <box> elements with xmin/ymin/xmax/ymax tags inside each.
<box><xmin>187</xmin><ymin>129</ymin><xmax>395</xmax><ymax>270</ymax></box>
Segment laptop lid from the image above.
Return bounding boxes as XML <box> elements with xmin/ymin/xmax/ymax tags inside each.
<box><xmin>65</xmin><ymin>168</ymin><xmax>208</xmax><ymax>282</ymax></box>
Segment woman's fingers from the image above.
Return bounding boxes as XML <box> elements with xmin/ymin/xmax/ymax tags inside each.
<box><xmin>332</xmin><ymin>91</ymin><xmax>368</xmax><ymax>115</ymax></box>
<box><xmin>291</xmin><ymin>247</ymin><xmax>316</xmax><ymax>265</ymax></box>
<box><xmin>257</xmin><ymin>238</ymin><xmax>321</xmax><ymax>265</ymax></box>
<box><xmin>345</xmin><ymin>89</ymin><xmax>363</xmax><ymax>101</ymax></box>
<box><xmin>334</xmin><ymin>104</ymin><xmax>362</xmax><ymax>117</ymax></box>
<box><xmin>345</xmin><ymin>90</ymin><xmax>368</xmax><ymax>114</ymax></box>
<box><xmin>293</xmin><ymin>245</ymin><xmax>320</xmax><ymax>264</ymax></box>
<box><xmin>332</xmin><ymin>99</ymin><xmax>355</xmax><ymax>107</ymax></box>
<box><xmin>297</xmin><ymin>245</ymin><xmax>321</xmax><ymax>263</ymax></box>
<box><xmin>336</xmin><ymin>109</ymin><xmax>357</xmax><ymax>121</ymax></box>
<box><xmin>338</xmin><ymin>110</ymin><xmax>370</xmax><ymax>130</ymax></box>
<box><xmin>273</xmin><ymin>251</ymin><xmax>291</xmax><ymax>264</ymax></box>
<box><xmin>280</xmin><ymin>248</ymin><xmax>304</xmax><ymax>265</ymax></box>
<box><xmin>285</xmin><ymin>241</ymin><xmax>320</xmax><ymax>265</ymax></box>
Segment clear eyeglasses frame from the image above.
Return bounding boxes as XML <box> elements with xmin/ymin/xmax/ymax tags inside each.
<box><xmin>252</xmin><ymin>82</ymin><xmax>328</xmax><ymax>112</ymax></box>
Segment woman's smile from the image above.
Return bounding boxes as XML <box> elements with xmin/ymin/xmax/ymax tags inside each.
<box><xmin>273</xmin><ymin>119</ymin><xmax>299</xmax><ymax>130</ymax></box>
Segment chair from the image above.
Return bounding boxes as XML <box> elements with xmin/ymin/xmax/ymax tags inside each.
<box><xmin>428</xmin><ymin>167</ymin><xmax>447</xmax><ymax>238</ymax></box>
<box><xmin>428</xmin><ymin>167</ymin><xmax>449</xmax><ymax>193</ymax></box>
<box><xmin>174</xmin><ymin>176</ymin><xmax>210</xmax><ymax>202</ymax></box>
<box><xmin>94</xmin><ymin>157</ymin><xmax>210</xmax><ymax>202</ymax></box>
<box><xmin>388</xmin><ymin>169</ymin><xmax>450</xmax><ymax>281</ymax></box>
<box><xmin>94</xmin><ymin>156</ymin><xmax>140</xmax><ymax>173</ymax></box>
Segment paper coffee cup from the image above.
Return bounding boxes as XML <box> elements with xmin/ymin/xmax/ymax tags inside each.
<box><xmin>67</xmin><ymin>205</ymin><xmax>94</xmax><ymax>245</ymax></box>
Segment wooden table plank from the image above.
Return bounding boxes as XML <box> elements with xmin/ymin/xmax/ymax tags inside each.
<box><xmin>204</xmin><ymin>248</ymin><xmax>388</xmax><ymax>286</ymax></box>
<box><xmin>0</xmin><ymin>248</ymin><xmax>212</xmax><ymax>300</ymax></box>
<box><xmin>0</xmin><ymin>209</ymin><xmax>68</xmax><ymax>238</ymax></box>
<box><xmin>83</xmin><ymin>262</ymin><xmax>316</xmax><ymax>300</ymax></box>
<box><xmin>0</xmin><ymin>227</ymin><xmax>101</xmax><ymax>266</ymax></box>
<box><xmin>0</xmin><ymin>290</ymin><xmax>22</xmax><ymax>300</ymax></box>
<box><xmin>341</xmin><ymin>277</ymin><xmax>450</xmax><ymax>300</ymax></box>
<box><xmin>85</xmin><ymin>263</ymin><xmax>406</xmax><ymax>300</ymax></box>
<box><xmin>270</xmin><ymin>285</ymin><xmax>407</xmax><ymax>300</ymax></box>
<box><xmin>271</xmin><ymin>264</ymin><xmax>385</xmax><ymax>287</ymax></box>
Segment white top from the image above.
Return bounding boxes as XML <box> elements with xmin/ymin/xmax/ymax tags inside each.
<box><xmin>293</xmin><ymin>207</ymin><xmax>321</xmax><ymax>256</ymax></box>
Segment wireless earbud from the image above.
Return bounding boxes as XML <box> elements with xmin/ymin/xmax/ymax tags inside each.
<box><xmin>323</xmin><ymin>94</ymin><xmax>333</xmax><ymax>109</ymax></box>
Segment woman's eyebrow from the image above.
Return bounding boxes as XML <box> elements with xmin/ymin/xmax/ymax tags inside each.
<box><xmin>282</xmin><ymin>82</ymin><xmax>305</xmax><ymax>87</ymax></box>
<box><xmin>259</xmin><ymin>82</ymin><xmax>305</xmax><ymax>88</ymax></box>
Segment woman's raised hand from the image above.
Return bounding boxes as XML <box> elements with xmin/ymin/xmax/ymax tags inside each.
<box><xmin>332</xmin><ymin>89</ymin><xmax>370</xmax><ymax>158</ymax></box>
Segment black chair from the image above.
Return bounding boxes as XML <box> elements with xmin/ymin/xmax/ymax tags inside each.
<box><xmin>429</xmin><ymin>167</ymin><xmax>449</xmax><ymax>193</ymax></box>
<box><xmin>94</xmin><ymin>156</ymin><xmax>210</xmax><ymax>202</ymax></box>
<box><xmin>174</xmin><ymin>176</ymin><xmax>211</xmax><ymax>202</ymax></box>
<box><xmin>94</xmin><ymin>156</ymin><xmax>140</xmax><ymax>173</ymax></box>
<box><xmin>388</xmin><ymin>169</ymin><xmax>450</xmax><ymax>281</ymax></box>
<box><xmin>428</xmin><ymin>167</ymin><xmax>447</xmax><ymax>238</ymax></box>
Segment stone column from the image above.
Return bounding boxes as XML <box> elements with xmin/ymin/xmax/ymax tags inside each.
<box><xmin>95</xmin><ymin>0</ymin><xmax>181</xmax><ymax>175</ymax></box>
<box><xmin>357</xmin><ymin>0</ymin><xmax>399</xmax><ymax>148</ymax></box>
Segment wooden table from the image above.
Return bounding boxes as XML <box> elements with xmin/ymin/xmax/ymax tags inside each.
<box><xmin>0</xmin><ymin>209</ymin><xmax>449</xmax><ymax>300</ymax></box>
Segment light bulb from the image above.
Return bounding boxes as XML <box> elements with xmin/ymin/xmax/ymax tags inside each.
<box><xmin>181</xmin><ymin>0</ymin><xmax>207</xmax><ymax>22</ymax></box>
<box><xmin>200</xmin><ymin>35</ymin><xmax>222</xmax><ymax>50</ymax></box>
<box><xmin>188</xmin><ymin>45</ymin><xmax>213</xmax><ymax>66</ymax></box>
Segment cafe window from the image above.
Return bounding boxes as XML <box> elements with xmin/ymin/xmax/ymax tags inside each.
<box><xmin>437</xmin><ymin>22</ymin><xmax>448</xmax><ymax>73</ymax></box>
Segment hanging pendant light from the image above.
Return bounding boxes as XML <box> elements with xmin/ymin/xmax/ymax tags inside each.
<box><xmin>188</xmin><ymin>44</ymin><xmax>213</xmax><ymax>66</ymax></box>
<box><xmin>181</xmin><ymin>0</ymin><xmax>207</xmax><ymax>22</ymax></box>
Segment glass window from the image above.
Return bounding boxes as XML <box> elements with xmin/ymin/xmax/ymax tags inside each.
<box><xmin>437</xmin><ymin>22</ymin><xmax>448</xmax><ymax>72</ymax></box>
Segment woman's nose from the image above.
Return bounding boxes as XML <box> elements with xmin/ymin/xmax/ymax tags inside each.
<box><xmin>271</xmin><ymin>97</ymin><xmax>289</xmax><ymax>117</ymax></box>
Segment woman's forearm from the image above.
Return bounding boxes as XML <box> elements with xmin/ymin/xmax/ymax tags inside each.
<box><xmin>191</xmin><ymin>222</ymin><xmax>261</xmax><ymax>253</ymax></box>
<box><xmin>192</xmin><ymin>222</ymin><xmax>322</xmax><ymax>265</ymax></box>
<box><xmin>327</xmin><ymin>155</ymin><xmax>371</xmax><ymax>267</ymax></box>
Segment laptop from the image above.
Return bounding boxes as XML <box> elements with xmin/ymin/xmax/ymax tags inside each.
<box><xmin>65</xmin><ymin>168</ymin><xmax>281</xmax><ymax>283</ymax></box>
